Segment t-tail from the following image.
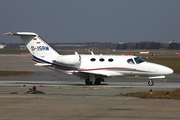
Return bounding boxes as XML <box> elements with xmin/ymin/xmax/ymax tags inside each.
<box><xmin>5</xmin><ymin>32</ymin><xmax>61</xmax><ymax>65</ymax></box>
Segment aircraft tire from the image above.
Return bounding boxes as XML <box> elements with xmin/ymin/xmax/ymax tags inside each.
<box><xmin>94</xmin><ymin>78</ymin><xmax>101</xmax><ymax>85</ymax></box>
<box><xmin>85</xmin><ymin>79</ymin><xmax>92</xmax><ymax>85</ymax></box>
<box><xmin>148</xmin><ymin>80</ymin><xmax>154</xmax><ymax>86</ymax></box>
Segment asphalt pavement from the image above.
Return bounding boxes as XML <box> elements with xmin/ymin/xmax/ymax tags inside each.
<box><xmin>0</xmin><ymin>55</ymin><xmax>180</xmax><ymax>120</ymax></box>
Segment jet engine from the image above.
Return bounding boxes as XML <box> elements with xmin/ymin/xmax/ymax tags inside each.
<box><xmin>54</xmin><ymin>55</ymin><xmax>81</xmax><ymax>68</ymax></box>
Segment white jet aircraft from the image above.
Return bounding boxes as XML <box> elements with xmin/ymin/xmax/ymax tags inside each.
<box><xmin>5</xmin><ymin>32</ymin><xmax>173</xmax><ymax>86</ymax></box>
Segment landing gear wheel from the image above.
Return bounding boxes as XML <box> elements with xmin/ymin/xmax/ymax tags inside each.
<box><xmin>85</xmin><ymin>79</ymin><xmax>92</xmax><ymax>85</ymax></box>
<box><xmin>94</xmin><ymin>78</ymin><xmax>101</xmax><ymax>85</ymax></box>
<box><xmin>148</xmin><ymin>80</ymin><xmax>154</xmax><ymax>86</ymax></box>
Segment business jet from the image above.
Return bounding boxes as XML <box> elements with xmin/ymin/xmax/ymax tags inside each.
<box><xmin>5</xmin><ymin>32</ymin><xmax>173</xmax><ymax>86</ymax></box>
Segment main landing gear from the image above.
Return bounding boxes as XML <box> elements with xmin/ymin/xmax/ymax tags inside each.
<box><xmin>85</xmin><ymin>79</ymin><xmax>93</xmax><ymax>85</ymax></box>
<box><xmin>85</xmin><ymin>78</ymin><xmax>104</xmax><ymax>85</ymax></box>
<box><xmin>148</xmin><ymin>80</ymin><xmax>154</xmax><ymax>86</ymax></box>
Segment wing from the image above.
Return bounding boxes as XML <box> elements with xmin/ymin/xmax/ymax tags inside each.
<box><xmin>73</xmin><ymin>70</ymin><xmax>124</xmax><ymax>79</ymax></box>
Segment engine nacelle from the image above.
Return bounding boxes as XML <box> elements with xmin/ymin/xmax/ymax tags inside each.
<box><xmin>54</xmin><ymin>55</ymin><xmax>81</xmax><ymax>68</ymax></box>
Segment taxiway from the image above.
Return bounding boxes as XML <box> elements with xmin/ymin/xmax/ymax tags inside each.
<box><xmin>0</xmin><ymin>55</ymin><xmax>180</xmax><ymax>120</ymax></box>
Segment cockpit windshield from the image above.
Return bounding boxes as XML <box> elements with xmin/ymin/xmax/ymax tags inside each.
<box><xmin>134</xmin><ymin>57</ymin><xmax>145</xmax><ymax>64</ymax></box>
<box><xmin>127</xmin><ymin>59</ymin><xmax>135</xmax><ymax>64</ymax></box>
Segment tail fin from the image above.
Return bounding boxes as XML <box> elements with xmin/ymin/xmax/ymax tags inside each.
<box><xmin>5</xmin><ymin>32</ymin><xmax>60</xmax><ymax>63</ymax></box>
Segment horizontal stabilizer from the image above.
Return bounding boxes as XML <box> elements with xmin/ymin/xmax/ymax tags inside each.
<box><xmin>35</xmin><ymin>63</ymin><xmax>51</xmax><ymax>66</ymax></box>
<box><xmin>4</xmin><ymin>32</ymin><xmax>37</xmax><ymax>36</ymax></box>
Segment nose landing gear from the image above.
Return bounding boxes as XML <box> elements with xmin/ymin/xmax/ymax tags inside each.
<box><xmin>148</xmin><ymin>80</ymin><xmax>154</xmax><ymax>86</ymax></box>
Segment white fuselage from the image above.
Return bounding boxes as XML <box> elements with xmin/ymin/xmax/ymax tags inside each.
<box><xmin>53</xmin><ymin>55</ymin><xmax>173</xmax><ymax>77</ymax></box>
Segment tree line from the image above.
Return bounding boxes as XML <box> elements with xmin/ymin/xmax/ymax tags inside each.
<box><xmin>116</xmin><ymin>42</ymin><xmax>180</xmax><ymax>50</ymax></box>
<box><xmin>2</xmin><ymin>41</ymin><xmax>180</xmax><ymax>50</ymax></box>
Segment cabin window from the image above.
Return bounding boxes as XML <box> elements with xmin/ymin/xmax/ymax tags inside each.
<box><xmin>108</xmin><ymin>58</ymin><xmax>113</xmax><ymax>62</ymax></box>
<box><xmin>134</xmin><ymin>57</ymin><xmax>145</xmax><ymax>64</ymax></box>
<box><xmin>127</xmin><ymin>59</ymin><xmax>135</xmax><ymax>64</ymax></box>
<box><xmin>90</xmin><ymin>58</ymin><xmax>96</xmax><ymax>62</ymax></box>
<box><xmin>99</xmin><ymin>58</ymin><xmax>105</xmax><ymax>62</ymax></box>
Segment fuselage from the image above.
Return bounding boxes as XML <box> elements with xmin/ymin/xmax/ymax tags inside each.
<box><xmin>53</xmin><ymin>55</ymin><xmax>173</xmax><ymax>77</ymax></box>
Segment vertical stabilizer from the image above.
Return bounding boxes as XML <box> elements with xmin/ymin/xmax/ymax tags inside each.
<box><xmin>5</xmin><ymin>32</ymin><xmax>60</xmax><ymax>63</ymax></box>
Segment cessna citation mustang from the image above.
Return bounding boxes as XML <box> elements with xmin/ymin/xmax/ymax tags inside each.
<box><xmin>5</xmin><ymin>32</ymin><xmax>173</xmax><ymax>86</ymax></box>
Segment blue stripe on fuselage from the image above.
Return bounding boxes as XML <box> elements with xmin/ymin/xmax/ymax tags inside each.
<box><xmin>32</xmin><ymin>55</ymin><xmax>77</xmax><ymax>70</ymax></box>
<box><xmin>33</xmin><ymin>55</ymin><xmax>52</xmax><ymax>64</ymax></box>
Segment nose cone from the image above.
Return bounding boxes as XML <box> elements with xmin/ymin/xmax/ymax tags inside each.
<box><xmin>164</xmin><ymin>67</ymin><xmax>174</xmax><ymax>75</ymax></box>
<box><xmin>157</xmin><ymin>65</ymin><xmax>173</xmax><ymax>75</ymax></box>
<box><xmin>145</xmin><ymin>62</ymin><xmax>173</xmax><ymax>75</ymax></box>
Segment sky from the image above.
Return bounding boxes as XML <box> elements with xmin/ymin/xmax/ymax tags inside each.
<box><xmin>1</xmin><ymin>0</ymin><xmax>180</xmax><ymax>43</ymax></box>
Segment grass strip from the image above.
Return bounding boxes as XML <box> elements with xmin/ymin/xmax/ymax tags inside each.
<box><xmin>0</xmin><ymin>71</ymin><xmax>34</xmax><ymax>77</ymax></box>
<box><xmin>119</xmin><ymin>89</ymin><xmax>180</xmax><ymax>100</ymax></box>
